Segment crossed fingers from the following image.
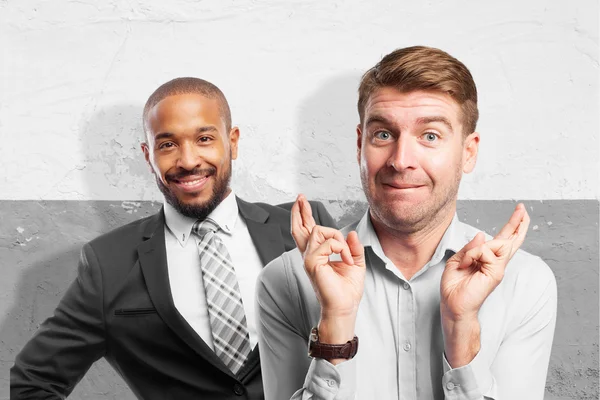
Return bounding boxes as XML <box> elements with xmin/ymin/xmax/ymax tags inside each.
<box><xmin>291</xmin><ymin>194</ymin><xmax>316</xmax><ymax>254</ymax></box>
<box><xmin>457</xmin><ymin>203</ymin><xmax>530</xmax><ymax>275</ymax></box>
<box><xmin>494</xmin><ymin>203</ymin><xmax>530</xmax><ymax>258</ymax></box>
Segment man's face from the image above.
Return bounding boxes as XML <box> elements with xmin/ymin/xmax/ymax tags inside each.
<box><xmin>142</xmin><ymin>93</ymin><xmax>239</xmax><ymax>220</ymax></box>
<box><xmin>357</xmin><ymin>88</ymin><xmax>479</xmax><ymax>233</ymax></box>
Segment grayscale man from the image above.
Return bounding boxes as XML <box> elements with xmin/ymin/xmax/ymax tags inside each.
<box><xmin>256</xmin><ymin>47</ymin><xmax>557</xmax><ymax>399</ymax></box>
<box><xmin>11</xmin><ymin>77</ymin><xmax>335</xmax><ymax>399</ymax></box>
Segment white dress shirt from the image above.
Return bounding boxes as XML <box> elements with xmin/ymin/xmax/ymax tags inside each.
<box><xmin>164</xmin><ymin>191</ymin><xmax>264</xmax><ymax>350</ymax></box>
<box><xmin>256</xmin><ymin>211</ymin><xmax>557</xmax><ymax>400</ymax></box>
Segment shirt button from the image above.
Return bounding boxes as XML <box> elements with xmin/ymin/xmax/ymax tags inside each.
<box><xmin>402</xmin><ymin>282</ymin><xmax>410</xmax><ymax>290</ymax></box>
<box><xmin>403</xmin><ymin>341</ymin><xmax>411</xmax><ymax>351</ymax></box>
<box><xmin>446</xmin><ymin>382</ymin><xmax>456</xmax><ymax>390</ymax></box>
<box><xmin>233</xmin><ymin>383</ymin><xmax>245</xmax><ymax>396</ymax></box>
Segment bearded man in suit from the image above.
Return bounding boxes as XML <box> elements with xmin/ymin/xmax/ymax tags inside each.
<box><xmin>11</xmin><ymin>77</ymin><xmax>335</xmax><ymax>399</ymax></box>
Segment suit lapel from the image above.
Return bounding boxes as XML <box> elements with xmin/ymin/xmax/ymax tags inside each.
<box><xmin>137</xmin><ymin>209</ymin><xmax>234</xmax><ymax>378</ymax></box>
<box><xmin>235</xmin><ymin>197</ymin><xmax>287</xmax><ymax>372</ymax></box>
<box><xmin>237</xmin><ymin>197</ymin><xmax>286</xmax><ymax>266</ymax></box>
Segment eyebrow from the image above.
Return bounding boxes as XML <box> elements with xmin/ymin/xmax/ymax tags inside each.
<box><xmin>364</xmin><ymin>114</ymin><xmax>395</xmax><ymax>127</ymax></box>
<box><xmin>415</xmin><ymin>116</ymin><xmax>453</xmax><ymax>132</ymax></box>
<box><xmin>365</xmin><ymin>114</ymin><xmax>454</xmax><ymax>133</ymax></box>
<box><xmin>196</xmin><ymin>126</ymin><xmax>218</xmax><ymax>134</ymax></box>
<box><xmin>153</xmin><ymin>126</ymin><xmax>218</xmax><ymax>142</ymax></box>
<box><xmin>154</xmin><ymin>132</ymin><xmax>175</xmax><ymax>142</ymax></box>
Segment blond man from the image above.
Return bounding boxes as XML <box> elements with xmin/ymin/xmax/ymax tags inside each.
<box><xmin>256</xmin><ymin>47</ymin><xmax>557</xmax><ymax>400</ymax></box>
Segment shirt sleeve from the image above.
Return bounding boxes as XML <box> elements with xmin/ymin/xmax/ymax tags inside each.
<box><xmin>256</xmin><ymin>250</ymin><xmax>357</xmax><ymax>400</ymax></box>
<box><xmin>441</xmin><ymin>256</ymin><xmax>557</xmax><ymax>400</ymax></box>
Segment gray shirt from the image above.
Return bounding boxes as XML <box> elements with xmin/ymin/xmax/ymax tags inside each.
<box><xmin>256</xmin><ymin>212</ymin><xmax>557</xmax><ymax>399</ymax></box>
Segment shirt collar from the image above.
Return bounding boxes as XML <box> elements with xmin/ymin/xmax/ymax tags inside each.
<box><xmin>163</xmin><ymin>191</ymin><xmax>239</xmax><ymax>246</ymax></box>
<box><xmin>354</xmin><ymin>209</ymin><xmax>469</xmax><ymax>270</ymax></box>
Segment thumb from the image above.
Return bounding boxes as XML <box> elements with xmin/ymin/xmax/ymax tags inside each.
<box><xmin>346</xmin><ymin>231</ymin><xmax>366</xmax><ymax>268</ymax></box>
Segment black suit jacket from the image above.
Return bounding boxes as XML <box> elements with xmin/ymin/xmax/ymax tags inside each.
<box><xmin>11</xmin><ymin>197</ymin><xmax>336</xmax><ymax>400</ymax></box>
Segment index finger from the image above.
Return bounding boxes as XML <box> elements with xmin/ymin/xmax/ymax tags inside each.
<box><xmin>509</xmin><ymin>207</ymin><xmax>530</xmax><ymax>257</ymax></box>
<box><xmin>299</xmin><ymin>194</ymin><xmax>316</xmax><ymax>234</ymax></box>
<box><xmin>494</xmin><ymin>203</ymin><xmax>526</xmax><ymax>240</ymax></box>
<box><xmin>291</xmin><ymin>196</ymin><xmax>308</xmax><ymax>252</ymax></box>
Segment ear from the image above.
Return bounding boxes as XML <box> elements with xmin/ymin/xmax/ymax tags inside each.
<box><xmin>356</xmin><ymin>124</ymin><xmax>363</xmax><ymax>165</ymax></box>
<box><xmin>462</xmin><ymin>131</ymin><xmax>480</xmax><ymax>174</ymax></box>
<box><xmin>140</xmin><ymin>142</ymin><xmax>155</xmax><ymax>173</ymax></box>
<box><xmin>229</xmin><ymin>126</ymin><xmax>240</xmax><ymax>160</ymax></box>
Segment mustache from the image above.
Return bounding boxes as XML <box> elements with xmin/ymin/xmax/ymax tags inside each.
<box><xmin>165</xmin><ymin>167</ymin><xmax>216</xmax><ymax>182</ymax></box>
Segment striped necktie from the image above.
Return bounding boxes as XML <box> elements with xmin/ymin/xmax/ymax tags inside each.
<box><xmin>192</xmin><ymin>219</ymin><xmax>252</xmax><ymax>374</ymax></box>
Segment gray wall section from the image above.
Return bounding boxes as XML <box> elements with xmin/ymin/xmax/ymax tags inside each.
<box><xmin>0</xmin><ymin>200</ymin><xmax>597</xmax><ymax>399</ymax></box>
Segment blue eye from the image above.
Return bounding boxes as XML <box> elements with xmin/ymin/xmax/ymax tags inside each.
<box><xmin>424</xmin><ymin>133</ymin><xmax>438</xmax><ymax>142</ymax></box>
<box><xmin>375</xmin><ymin>131</ymin><xmax>392</xmax><ymax>140</ymax></box>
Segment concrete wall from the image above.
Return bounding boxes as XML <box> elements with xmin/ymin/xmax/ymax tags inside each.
<box><xmin>1</xmin><ymin>0</ymin><xmax>598</xmax><ymax>399</ymax></box>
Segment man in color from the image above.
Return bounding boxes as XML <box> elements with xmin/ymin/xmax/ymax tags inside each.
<box><xmin>257</xmin><ymin>46</ymin><xmax>557</xmax><ymax>399</ymax></box>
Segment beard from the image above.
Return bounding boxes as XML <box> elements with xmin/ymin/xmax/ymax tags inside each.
<box><xmin>156</xmin><ymin>159</ymin><xmax>232</xmax><ymax>221</ymax></box>
<box><xmin>361</xmin><ymin>165</ymin><xmax>462</xmax><ymax>234</ymax></box>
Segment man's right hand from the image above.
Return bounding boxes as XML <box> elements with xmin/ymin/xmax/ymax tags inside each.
<box><xmin>291</xmin><ymin>194</ymin><xmax>366</xmax><ymax>362</ymax></box>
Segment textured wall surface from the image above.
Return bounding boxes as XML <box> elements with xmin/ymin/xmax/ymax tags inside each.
<box><xmin>1</xmin><ymin>200</ymin><xmax>598</xmax><ymax>399</ymax></box>
<box><xmin>0</xmin><ymin>0</ymin><xmax>598</xmax><ymax>202</ymax></box>
<box><xmin>1</xmin><ymin>0</ymin><xmax>598</xmax><ymax>399</ymax></box>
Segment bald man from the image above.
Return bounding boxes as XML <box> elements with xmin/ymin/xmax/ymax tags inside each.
<box><xmin>11</xmin><ymin>78</ymin><xmax>336</xmax><ymax>400</ymax></box>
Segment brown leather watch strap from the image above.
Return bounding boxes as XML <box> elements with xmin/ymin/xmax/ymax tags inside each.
<box><xmin>308</xmin><ymin>327</ymin><xmax>359</xmax><ymax>360</ymax></box>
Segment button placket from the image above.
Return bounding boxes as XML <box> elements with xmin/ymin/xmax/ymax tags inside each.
<box><xmin>397</xmin><ymin>277</ymin><xmax>417</xmax><ymax>397</ymax></box>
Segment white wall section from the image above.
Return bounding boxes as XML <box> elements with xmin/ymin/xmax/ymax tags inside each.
<box><xmin>1</xmin><ymin>0</ymin><xmax>597</xmax><ymax>201</ymax></box>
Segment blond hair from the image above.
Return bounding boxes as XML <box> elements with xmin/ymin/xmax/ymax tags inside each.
<box><xmin>358</xmin><ymin>46</ymin><xmax>478</xmax><ymax>136</ymax></box>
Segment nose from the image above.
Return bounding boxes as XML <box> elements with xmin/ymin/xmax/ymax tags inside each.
<box><xmin>176</xmin><ymin>142</ymin><xmax>201</xmax><ymax>170</ymax></box>
<box><xmin>387</xmin><ymin>135</ymin><xmax>417</xmax><ymax>171</ymax></box>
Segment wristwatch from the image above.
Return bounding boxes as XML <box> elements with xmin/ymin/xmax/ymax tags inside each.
<box><xmin>307</xmin><ymin>327</ymin><xmax>359</xmax><ymax>360</ymax></box>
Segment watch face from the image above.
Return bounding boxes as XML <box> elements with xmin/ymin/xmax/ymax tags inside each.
<box><xmin>308</xmin><ymin>327</ymin><xmax>319</xmax><ymax>356</ymax></box>
<box><xmin>309</xmin><ymin>327</ymin><xmax>319</xmax><ymax>343</ymax></box>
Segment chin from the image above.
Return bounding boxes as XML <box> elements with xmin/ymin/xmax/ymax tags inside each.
<box><xmin>373</xmin><ymin>202</ymin><xmax>428</xmax><ymax>231</ymax></box>
<box><xmin>175</xmin><ymin>190</ymin><xmax>210</xmax><ymax>203</ymax></box>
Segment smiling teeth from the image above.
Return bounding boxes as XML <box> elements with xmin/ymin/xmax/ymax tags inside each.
<box><xmin>180</xmin><ymin>178</ymin><xmax>206</xmax><ymax>186</ymax></box>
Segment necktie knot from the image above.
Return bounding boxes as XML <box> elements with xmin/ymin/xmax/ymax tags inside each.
<box><xmin>193</xmin><ymin>219</ymin><xmax>220</xmax><ymax>238</ymax></box>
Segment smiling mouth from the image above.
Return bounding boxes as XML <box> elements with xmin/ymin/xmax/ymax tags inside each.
<box><xmin>170</xmin><ymin>174</ymin><xmax>212</xmax><ymax>192</ymax></box>
<box><xmin>383</xmin><ymin>183</ymin><xmax>424</xmax><ymax>189</ymax></box>
<box><xmin>175</xmin><ymin>177</ymin><xmax>208</xmax><ymax>186</ymax></box>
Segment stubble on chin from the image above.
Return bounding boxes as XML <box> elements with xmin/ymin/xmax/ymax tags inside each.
<box><xmin>156</xmin><ymin>172</ymin><xmax>230</xmax><ymax>221</ymax></box>
<box><xmin>370</xmin><ymin>197</ymin><xmax>431</xmax><ymax>234</ymax></box>
<box><xmin>362</xmin><ymin>176</ymin><xmax>460</xmax><ymax>235</ymax></box>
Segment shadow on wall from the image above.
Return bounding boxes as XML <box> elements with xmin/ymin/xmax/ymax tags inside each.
<box><xmin>295</xmin><ymin>73</ymin><xmax>368</xmax><ymax>226</ymax></box>
<box><xmin>0</xmin><ymin>105</ymin><xmax>154</xmax><ymax>400</ymax></box>
<box><xmin>80</xmin><ymin>104</ymin><xmax>155</xmax><ymax>202</ymax></box>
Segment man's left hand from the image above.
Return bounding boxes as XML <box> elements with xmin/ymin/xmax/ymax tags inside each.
<box><xmin>440</xmin><ymin>203</ymin><xmax>530</xmax><ymax>367</ymax></box>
